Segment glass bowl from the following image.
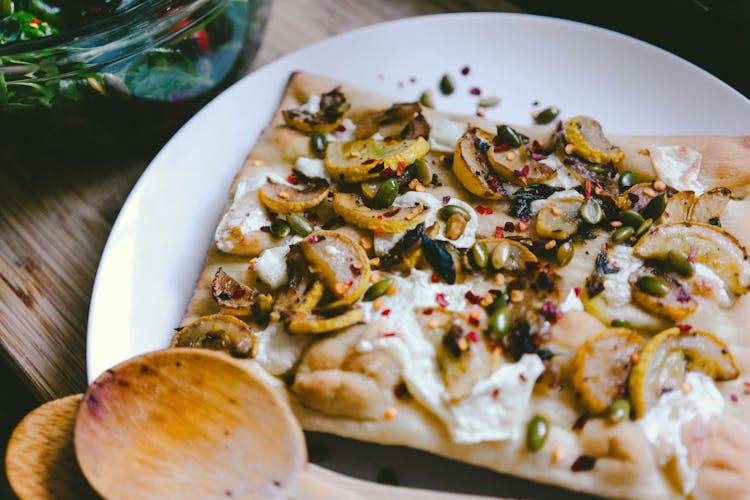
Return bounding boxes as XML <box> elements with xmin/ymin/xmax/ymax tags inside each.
<box><xmin>0</xmin><ymin>0</ymin><xmax>270</xmax><ymax>149</ymax></box>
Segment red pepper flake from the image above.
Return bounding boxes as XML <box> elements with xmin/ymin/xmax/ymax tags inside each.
<box><xmin>409</xmin><ymin>76</ymin><xmax>417</xmax><ymax>83</ymax></box>
<box><xmin>540</xmin><ymin>300</ymin><xmax>562</xmax><ymax>322</ymax></box>
<box><xmin>383</xmin><ymin>208</ymin><xmax>400</xmax><ymax>217</ymax></box>
<box><xmin>584</xmin><ymin>179</ymin><xmax>592</xmax><ymax>200</ymax></box>
<box><xmin>361</xmin><ymin>158</ymin><xmax>377</xmax><ymax>165</ymax></box>
<box><xmin>731</xmin><ymin>394</ymin><xmax>739</xmax><ymax>402</ymax></box>
<box><xmin>676</xmin><ymin>324</ymin><xmax>693</xmax><ymax>333</ymax></box>
<box><xmin>519</xmin><ymin>373</ymin><xmax>528</xmax><ymax>382</ymax></box>
<box><xmin>311</xmin><ymin>220</ymin><xmax>318</xmax><ymax>226</ymax></box>
<box><xmin>467</xmin><ymin>331</ymin><xmax>479</xmax><ymax>342</ymax></box>
<box><xmin>574</xmin><ymin>287</ymin><xmax>582</xmax><ymax>297</ymax></box>
<box><xmin>374</xmin><ymin>226</ymin><xmax>385</xmax><ymax>235</ymax></box>
<box><xmin>744</xmin><ymin>381</ymin><xmax>750</xmax><ymax>388</ymax></box>
<box><xmin>436</xmin><ymin>293</ymin><xmax>449</xmax><ymax>307</ymax></box>
<box><xmin>381</xmin><ymin>309</ymin><xmax>392</xmax><ymax>317</ymax></box>
<box><xmin>286</xmin><ymin>174</ymin><xmax>298</xmax><ymax>184</ymax></box>
<box><xmin>475</xmin><ymin>205</ymin><xmax>493</xmax><ymax>215</ymax></box>
<box><xmin>465</xmin><ymin>291</ymin><xmax>483</xmax><ymax>304</ymax></box>
<box><xmin>493</xmin><ymin>144</ymin><xmax>510</xmax><ymax>153</ymax></box>
<box><xmin>688</xmin><ymin>246</ymin><xmax>696</xmax><ymax>263</ymax></box>
<box><xmin>461</xmin><ymin>65</ymin><xmax>470</xmax><ymax>76</ymax></box>
<box><xmin>571</xmin><ymin>455</ymin><xmax>597</xmax><ymax>472</ymax></box>
<box><xmin>494</xmin><ymin>226</ymin><xmax>504</xmax><ymax>239</ymax></box>
<box><xmin>514</xmin><ymin>164</ymin><xmax>530</xmax><ymax>178</ymax></box>
<box><xmin>396</xmin><ymin>161</ymin><xmax>407</xmax><ymax>176</ymax></box>
<box><xmin>422</xmin><ymin>308</ymin><xmax>434</xmax><ymax>315</ymax></box>
<box><xmin>431</xmin><ymin>272</ymin><xmax>440</xmax><ymax>283</ymax></box>
<box><xmin>503</xmin><ymin>221</ymin><xmax>515</xmax><ymax>233</ymax></box>
<box><xmin>308</xmin><ymin>234</ymin><xmax>323</xmax><ymax>243</ymax></box>
<box><xmin>335</xmin><ymin>124</ymin><xmax>347</xmax><ymax>133</ymax></box>
<box><xmin>492</xmin><ymin>388</ymin><xmax>500</xmax><ymax>399</ymax></box>
<box><xmin>442</xmin><ymin>195</ymin><xmax>451</xmax><ymax>204</ymax></box>
<box><xmin>379</xmin><ymin>332</ymin><xmax>397</xmax><ymax>337</ymax></box>
<box><xmin>469</xmin><ymin>86</ymin><xmax>481</xmax><ymax>95</ymax></box>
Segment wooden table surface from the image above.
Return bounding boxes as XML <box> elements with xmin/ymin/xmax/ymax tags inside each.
<box><xmin>0</xmin><ymin>0</ymin><xmax>520</xmax><ymax>401</ymax></box>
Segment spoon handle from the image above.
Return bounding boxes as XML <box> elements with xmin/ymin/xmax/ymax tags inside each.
<box><xmin>297</xmin><ymin>464</ymin><xmax>493</xmax><ymax>499</ymax></box>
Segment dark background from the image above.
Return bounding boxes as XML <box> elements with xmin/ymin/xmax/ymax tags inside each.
<box><xmin>1</xmin><ymin>1</ymin><xmax>748</xmax><ymax>497</ymax></box>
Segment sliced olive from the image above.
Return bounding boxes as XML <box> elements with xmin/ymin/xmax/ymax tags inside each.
<box><xmin>310</xmin><ymin>131</ymin><xmax>327</xmax><ymax>158</ymax></box>
<box><xmin>487</xmin><ymin>307</ymin><xmax>511</xmax><ymax>341</ymax></box>
<box><xmin>608</xmin><ymin>399</ymin><xmax>631</xmax><ymax>423</ymax></box>
<box><xmin>439</xmin><ymin>74</ymin><xmax>455</xmax><ymax>95</ymax></box>
<box><xmin>642</xmin><ymin>193</ymin><xmax>667</xmax><ymax>220</ymax></box>
<box><xmin>666</xmin><ymin>249</ymin><xmax>695</xmax><ymax>277</ymax></box>
<box><xmin>533</xmin><ymin>106</ymin><xmax>560</xmax><ymax>125</ymax></box>
<box><xmin>364</xmin><ymin>277</ymin><xmax>394</xmax><ymax>301</ymax></box>
<box><xmin>619</xmin><ymin>209</ymin><xmax>644</xmax><ymax>228</ymax></box>
<box><xmin>373</xmin><ymin>178</ymin><xmax>399</xmax><ymax>209</ymax></box>
<box><xmin>579</xmin><ymin>199</ymin><xmax>603</xmax><ymax>225</ymax></box>
<box><xmin>611</xmin><ymin>226</ymin><xmax>634</xmax><ymax>244</ymax></box>
<box><xmin>635</xmin><ymin>276</ymin><xmax>669</xmax><ymax>298</ymax></box>
<box><xmin>438</xmin><ymin>204</ymin><xmax>472</xmax><ymax>222</ymax></box>
<box><xmin>470</xmin><ymin>241</ymin><xmax>488</xmax><ymax>269</ymax></box>
<box><xmin>556</xmin><ymin>240</ymin><xmax>574</xmax><ymax>267</ymax></box>
<box><xmin>412</xmin><ymin>158</ymin><xmax>432</xmax><ymax>185</ymax></box>
<box><xmin>270</xmin><ymin>218</ymin><xmax>291</xmax><ymax>238</ymax></box>
<box><xmin>496</xmin><ymin>124</ymin><xmax>523</xmax><ymax>148</ymax></box>
<box><xmin>618</xmin><ymin>170</ymin><xmax>636</xmax><ymax>191</ymax></box>
<box><xmin>526</xmin><ymin>415</ymin><xmax>549</xmax><ymax>452</ymax></box>
<box><xmin>287</xmin><ymin>214</ymin><xmax>314</xmax><ymax>236</ymax></box>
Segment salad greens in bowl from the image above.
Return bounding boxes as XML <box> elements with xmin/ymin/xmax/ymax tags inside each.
<box><xmin>0</xmin><ymin>0</ymin><xmax>270</xmax><ymax>146</ymax></box>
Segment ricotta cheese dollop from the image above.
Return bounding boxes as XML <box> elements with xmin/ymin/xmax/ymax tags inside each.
<box><xmin>638</xmin><ymin>371</ymin><xmax>724</xmax><ymax>494</ymax></box>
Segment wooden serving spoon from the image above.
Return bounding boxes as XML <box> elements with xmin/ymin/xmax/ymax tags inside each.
<box><xmin>8</xmin><ymin>348</ymin><xmax>488</xmax><ymax>499</ymax></box>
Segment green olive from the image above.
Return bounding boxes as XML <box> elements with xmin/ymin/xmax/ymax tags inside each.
<box><xmin>635</xmin><ymin>218</ymin><xmax>653</xmax><ymax>238</ymax></box>
<box><xmin>252</xmin><ymin>294</ymin><xmax>274</xmax><ymax>325</ymax></box>
<box><xmin>419</xmin><ymin>91</ymin><xmax>434</xmax><ymax>108</ymax></box>
<box><xmin>618</xmin><ymin>170</ymin><xmax>636</xmax><ymax>191</ymax></box>
<box><xmin>526</xmin><ymin>415</ymin><xmax>549</xmax><ymax>452</ymax></box>
<box><xmin>579</xmin><ymin>199</ymin><xmax>603</xmax><ymax>225</ymax></box>
<box><xmin>611</xmin><ymin>226</ymin><xmax>635</xmax><ymax>244</ymax></box>
<box><xmin>608</xmin><ymin>399</ymin><xmax>631</xmax><ymax>423</ymax></box>
<box><xmin>619</xmin><ymin>209</ymin><xmax>645</xmax><ymax>228</ymax></box>
<box><xmin>556</xmin><ymin>240</ymin><xmax>574</xmax><ymax>267</ymax></box>
<box><xmin>487</xmin><ymin>306</ymin><xmax>511</xmax><ymax>341</ymax></box>
<box><xmin>610</xmin><ymin>318</ymin><xmax>635</xmax><ymax>329</ymax></box>
<box><xmin>642</xmin><ymin>193</ymin><xmax>667</xmax><ymax>220</ymax></box>
<box><xmin>439</xmin><ymin>74</ymin><xmax>455</xmax><ymax>95</ymax></box>
<box><xmin>487</xmin><ymin>292</ymin><xmax>509</xmax><ymax>313</ymax></box>
<box><xmin>490</xmin><ymin>241</ymin><xmax>510</xmax><ymax>270</ymax></box>
<box><xmin>287</xmin><ymin>213</ymin><xmax>314</xmax><ymax>236</ymax></box>
<box><xmin>496</xmin><ymin>124</ymin><xmax>523</xmax><ymax>148</ymax></box>
<box><xmin>363</xmin><ymin>277</ymin><xmax>394</xmax><ymax>301</ymax></box>
<box><xmin>310</xmin><ymin>131</ymin><xmax>327</xmax><ymax>158</ymax></box>
<box><xmin>533</xmin><ymin>106</ymin><xmax>560</xmax><ymax>125</ymax></box>
<box><xmin>470</xmin><ymin>241</ymin><xmax>488</xmax><ymax>269</ymax></box>
<box><xmin>438</xmin><ymin>204</ymin><xmax>472</xmax><ymax>222</ymax></box>
<box><xmin>373</xmin><ymin>178</ymin><xmax>399</xmax><ymax>209</ymax></box>
<box><xmin>636</xmin><ymin>275</ymin><xmax>670</xmax><ymax>298</ymax></box>
<box><xmin>412</xmin><ymin>158</ymin><xmax>432</xmax><ymax>185</ymax></box>
<box><xmin>270</xmin><ymin>218</ymin><xmax>291</xmax><ymax>238</ymax></box>
<box><xmin>666</xmin><ymin>249</ymin><xmax>695</xmax><ymax>277</ymax></box>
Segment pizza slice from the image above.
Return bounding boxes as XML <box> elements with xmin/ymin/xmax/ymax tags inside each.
<box><xmin>175</xmin><ymin>71</ymin><xmax>750</xmax><ymax>499</ymax></box>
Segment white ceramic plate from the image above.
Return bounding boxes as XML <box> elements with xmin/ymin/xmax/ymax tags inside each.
<box><xmin>88</xmin><ymin>12</ymin><xmax>750</xmax><ymax>496</ymax></box>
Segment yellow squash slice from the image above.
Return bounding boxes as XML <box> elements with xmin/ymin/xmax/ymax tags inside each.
<box><xmin>535</xmin><ymin>197</ymin><xmax>583</xmax><ymax>240</ymax></box>
<box><xmin>325</xmin><ymin>137</ymin><xmax>429</xmax><ymax>182</ymax></box>
<box><xmin>172</xmin><ymin>314</ymin><xmax>257</xmax><ymax>358</ymax></box>
<box><xmin>452</xmin><ymin>128</ymin><xmax>504</xmax><ymax>199</ymax></box>
<box><xmin>487</xmin><ymin>146</ymin><xmax>556</xmax><ymax>185</ymax></box>
<box><xmin>564</xmin><ymin>116</ymin><xmax>624</xmax><ymax>165</ymax></box>
<box><xmin>629</xmin><ymin>327</ymin><xmax>738</xmax><ymax>418</ymax></box>
<box><xmin>332</xmin><ymin>192</ymin><xmax>429</xmax><ymax>233</ymax></box>
<box><xmin>633</xmin><ymin>222</ymin><xmax>750</xmax><ymax>294</ymax></box>
<box><xmin>258</xmin><ymin>180</ymin><xmax>329</xmax><ymax>214</ymax></box>
<box><xmin>288</xmin><ymin>308</ymin><xmax>364</xmax><ymax>335</ymax></box>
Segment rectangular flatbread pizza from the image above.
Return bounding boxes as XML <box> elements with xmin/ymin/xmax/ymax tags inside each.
<box><xmin>176</xmin><ymin>71</ymin><xmax>750</xmax><ymax>499</ymax></box>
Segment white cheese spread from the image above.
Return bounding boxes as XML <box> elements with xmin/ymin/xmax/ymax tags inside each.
<box><xmin>429</xmin><ymin>119</ymin><xmax>468</xmax><ymax>153</ymax></box>
<box><xmin>691</xmin><ymin>263</ymin><xmax>733</xmax><ymax>307</ymax></box>
<box><xmin>254</xmin><ymin>321</ymin><xmax>312</xmax><ymax>376</ymax></box>
<box><xmin>360</xmin><ymin>269</ymin><xmax>543</xmax><ymax>443</ymax></box>
<box><xmin>255</xmin><ymin>244</ymin><xmax>292</xmax><ymax>289</ymax></box>
<box><xmin>559</xmin><ymin>288</ymin><xmax>584</xmax><ymax>313</ymax></box>
<box><xmin>638</xmin><ymin>371</ymin><xmax>724</xmax><ymax>494</ymax></box>
<box><xmin>326</xmin><ymin>117</ymin><xmax>356</xmax><ymax>142</ymax></box>
<box><xmin>299</xmin><ymin>94</ymin><xmax>321</xmax><ymax>114</ymax></box>
<box><xmin>601</xmin><ymin>245</ymin><xmax>643</xmax><ymax>307</ymax></box>
<box><xmin>540</xmin><ymin>155</ymin><xmax>580</xmax><ymax>190</ymax></box>
<box><xmin>530</xmin><ymin>189</ymin><xmax>584</xmax><ymax>215</ymax></box>
<box><xmin>294</xmin><ymin>156</ymin><xmax>330</xmax><ymax>181</ymax></box>
<box><xmin>650</xmin><ymin>146</ymin><xmax>705</xmax><ymax>195</ymax></box>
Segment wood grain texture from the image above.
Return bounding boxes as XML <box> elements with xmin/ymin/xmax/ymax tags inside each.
<box><xmin>0</xmin><ymin>0</ymin><xmax>519</xmax><ymax>401</ymax></box>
